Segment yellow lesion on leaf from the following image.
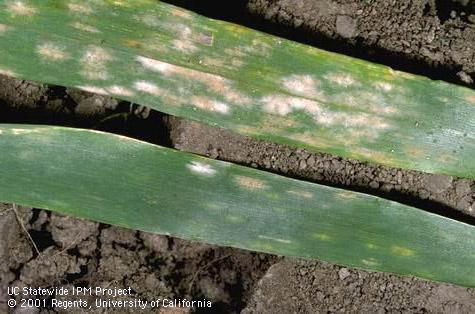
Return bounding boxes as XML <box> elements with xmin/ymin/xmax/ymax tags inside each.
<box><xmin>391</xmin><ymin>245</ymin><xmax>415</xmax><ymax>257</ymax></box>
<box><xmin>250</xmin><ymin>241</ymin><xmax>274</xmax><ymax>252</ymax></box>
<box><xmin>123</xmin><ymin>39</ymin><xmax>142</xmax><ymax>49</ymax></box>
<box><xmin>404</xmin><ymin>146</ymin><xmax>426</xmax><ymax>158</ymax></box>
<box><xmin>226</xmin><ymin>215</ymin><xmax>245</xmax><ymax>223</ymax></box>
<box><xmin>337</xmin><ymin>191</ymin><xmax>359</xmax><ymax>200</ymax></box>
<box><xmin>287</xmin><ymin>190</ymin><xmax>313</xmax><ymax>199</ymax></box>
<box><xmin>387</xmin><ymin>68</ymin><xmax>418</xmax><ymax>81</ymax></box>
<box><xmin>266</xmin><ymin>192</ymin><xmax>281</xmax><ymax>200</ymax></box>
<box><xmin>353</xmin><ymin>148</ymin><xmax>399</xmax><ymax>167</ymax></box>
<box><xmin>234</xmin><ymin>125</ymin><xmax>260</xmax><ymax>136</ymax></box>
<box><xmin>312</xmin><ymin>233</ymin><xmax>332</xmax><ymax>241</ymax></box>
<box><xmin>286</xmin><ymin>131</ymin><xmax>332</xmax><ymax>150</ymax></box>
<box><xmin>170</xmin><ymin>7</ymin><xmax>193</xmax><ymax>19</ymax></box>
<box><xmin>224</xmin><ymin>24</ymin><xmax>249</xmax><ymax>35</ymax></box>
<box><xmin>437</xmin><ymin>153</ymin><xmax>457</xmax><ymax>163</ymax></box>
<box><xmin>259</xmin><ymin>115</ymin><xmax>298</xmax><ymax>134</ymax></box>
<box><xmin>234</xmin><ymin>175</ymin><xmax>268</xmax><ymax>190</ymax></box>
<box><xmin>201</xmin><ymin>57</ymin><xmax>225</xmax><ymax>68</ymax></box>
<box><xmin>366</xmin><ymin>243</ymin><xmax>378</xmax><ymax>249</ymax></box>
<box><xmin>466</xmin><ymin>95</ymin><xmax>475</xmax><ymax>104</ymax></box>
<box><xmin>205</xmin><ymin>202</ymin><xmax>221</xmax><ymax>210</ymax></box>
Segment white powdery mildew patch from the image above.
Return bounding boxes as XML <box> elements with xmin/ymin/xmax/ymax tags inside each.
<box><xmin>199</xmin><ymin>56</ymin><xmax>241</xmax><ymax>74</ymax></box>
<box><xmin>136</xmin><ymin>13</ymin><xmax>161</xmax><ymax>27</ymax></box>
<box><xmin>0</xmin><ymin>68</ymin><xmax>17</xmax><ymax>77</ymax></box>
<box><xmin>36</xmin><ymin>42</ymin><xmax>69</xmax><ymax>61</ymax></box>
<box><xmin>136</xmin><ymin>14</ymin><xmax>196</xmax><ymax>52</ymax></box>
<box><xmin>250</xmin><ymin>39</ymin><xmax>273</xmax><ymax>56</ymax></box>
<box><xmin>361</xmin><ymin>258</ymin><xmax>380</xmax><ymax>266</ymax></box>
<box><xmin>75</xmin><ymin>85</ymin><xmax>109</xmax><ymax>96</ymax></box>
<box><xmin>107</xmin><ymin>0</ymin><xmax>132</xmax><ymax>7</ymax></box>
<box><xmin>325</xmin><ymin>73</ymin><xmax>357</xmax><ymax>87</ymax></box>
<box><xmin>6</xmin><ymin>1</ymin><xmax>36</xmax><ymax>16</ymax></box>
<box><xmin>68</xmin><ymin>3</ymin><xmax>93</xmax><ymax>15</ymax></box>
<box><xmin>71</xmin><ymin>22</ymin><xmax>100</xmax><ymax>33</ymax></box>
<box><xmin>136</xmin><ymin>56</ymin><xmax>173</xmax><ymax>74</ymax></box>
<box><xmin>191</xmin><ymin>96</ymin><xmax>230</xmax><ymax>114</ymax></box>
<box><xmin>281</xmin><ymin>75</ymin><xmax>326</xmax><ymax>100</ymax></box>
<box><xmin>176</xmin><ymin>24</ymin><xmax>192</xmax><ymax>38</ymax></box>
<box><xmin>343</xmin><ymin>112</ymin><xmax>390</xmax><ymax>129</ymax></box>
<box><xmin>261</xmin><ymin>94</ymin><xmax>325</xmax><ymax>117</ymax></box>
<box><xmin>83</xmin><ymin>46</ymin><xmax>112</xmax><ymax>63</ymax></box>
<box><xmin>374</xmin><ymin>81</ymin><xmax>394</xmax><ymax>91</ymax></box>
<box><xmin>80</xmin><ymin>46</ymin><xmax>113</xmax><ymax>80</ymax></box>
<box><xmin>11</xmin><ymin>128</ymin><xmax>42</xmax><ymax>135</ymax></box>
<box><xmin>172</xmin><ymin>39</ymin><xmax>198</xmax><ymax>53</ymax></box>
<box><xmin>258</xmin><ymin>235</ymin><xmax>291</xmax><ymax>244</ymax></box>
<box><xmin>262</xmin><ymin>93</ymin><xmax>392</xmax><ymax>135</ymax></box>
<box><xmin>186</xmin><ymin>161</ymin><xmax>217</xmax><ymax>177</ymax></box>
<box><xmin>136</xmin><ymin>56</ymin><xmax>252</xmax><ymax>105</ymax></box>
<box><xmin>335</xmin><ymin>92</ymin><xmax>398</xmax><ymax>115</ymax></box>
<box><xmin>261</xmin><ymin>95</ymin><xmax>295</xmax><ymax>116</ymax></box>
<box><xmin>133</xmin><ymin>81</ymin><xmax>163</xmax><ymax>96</ymax></box>
<box><xmin>106</xmin><ymin>85</ymin><xmax>134</xmax><ymax>97</ymax></box>
<box><xmin>171</xmin><ymin>24</ymin><xmax>198</xmax><ymax>53</ymax></box>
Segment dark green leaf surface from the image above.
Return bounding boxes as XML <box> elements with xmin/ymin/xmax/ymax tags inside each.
<box><xmin>0</xmin><ymin>125</ymin><xmax>473</xmax><ymax>287</ymax></box>
<box><xmin>0</xmin><ymin>0</ymin><xmax>473</xmax><ymax>178</ymax></box>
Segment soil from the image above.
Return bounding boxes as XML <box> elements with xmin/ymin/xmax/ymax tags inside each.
<box><xmin>1</xmin><ymin>0</ymin><xmax>475</xmax><ymax>313</ymax></box>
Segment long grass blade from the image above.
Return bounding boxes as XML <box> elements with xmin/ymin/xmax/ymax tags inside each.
<box><xmin>0</xmin><ymin>124</ymin><xmax>473</xmax><ymax>287</ymax></box>
<box><xmin>0</xmin><ymin>0</ymin><xmax>473</xmax><ymax>178</ymax></box>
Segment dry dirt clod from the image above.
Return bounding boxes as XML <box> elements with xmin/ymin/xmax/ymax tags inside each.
<box><xmin>12</xmin><ymin>204</ymin><xmax>40</xmax><ymax>257</ymax></box>
<box><xmin>338</xmin><ymin>268</ymin><xmax>351</xmax><ymax>280</ymax></box>
<box><xmin>424</xmin><ymin>174</ymin><xmax>453</xmax><ymax>194</ymax></box>
<box><xmin>336</xmin><ymin>15</ymin><xmax>358</xmax><ymax>38</ymax></box>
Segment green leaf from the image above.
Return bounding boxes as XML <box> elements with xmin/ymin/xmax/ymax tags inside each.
<box><xmin>0</xmin><ymin>124</ymin><xmax>474</xmax><ymax>287</ymax></box>
<box><xmin>0</xmin><ymin>0</ymin><xmax>473</xmax><ymax>178</ymax></box>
